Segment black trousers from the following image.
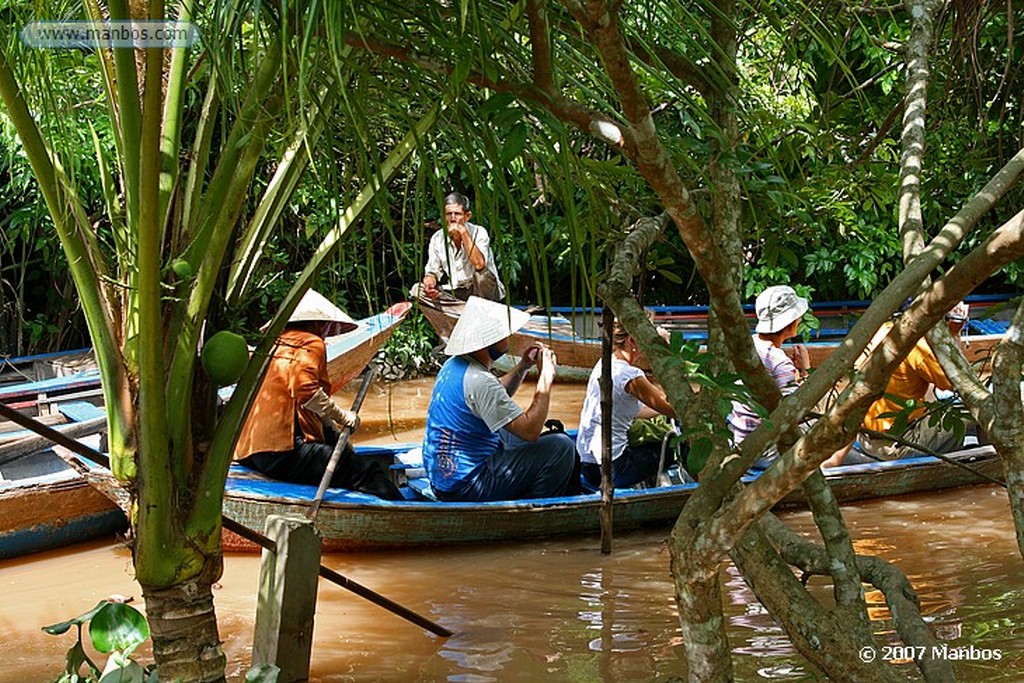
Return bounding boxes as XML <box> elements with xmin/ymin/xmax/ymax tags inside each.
<box><xmin>239</xmin><ymin>426</ymin><xmax>403</xmax><ymax>500</ymax></box>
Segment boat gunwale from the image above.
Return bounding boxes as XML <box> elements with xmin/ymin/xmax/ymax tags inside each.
<box><xmin>224</xmin><ymin>444</ymin><xmax>1000</xmax><ymax>511</ymax></box>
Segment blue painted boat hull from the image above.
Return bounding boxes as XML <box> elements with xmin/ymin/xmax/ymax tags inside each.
<box><xmin>0</xmin><ymin>508</ymin><xmax>127</xmax><ymax>560</ymax></box>
<box><xmin>0</xmin><ymin>465</ymin><xmax>128</xmax><ymax>560</ymax></box>
<box><xmin>0</xmin><ymin>302</ymin><xmax>413</xmax><ymax>410</ymax></box>
<box><xmin>420</xmin><ymin>295</ymin><xmax>1014</xmax><ymax>380</ymax></box>
<box><xmin>221</xmin><ymin>444</ymin><xmax>1003</xmax><ymax>552</ymax></box>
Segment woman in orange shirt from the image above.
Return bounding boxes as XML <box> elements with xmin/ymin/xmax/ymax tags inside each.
<box><xmin>234</xmin><ymin>290</ymin><xmax>402</xmax><ymax>499</ymax></box>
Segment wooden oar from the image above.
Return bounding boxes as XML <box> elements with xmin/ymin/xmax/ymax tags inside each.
<box><xmin>857</xmin><ymin>427</ymin><xmax>1006</xmax><ymax>487</ymax></box>
<box><xmin>0</xmin><ymin>400</ymin><xmax>452</xmax><ymax>639</ymax></box>
<box><xmin>0</xmin><ymin>415</ymin><xmax>107</xmax><ymax>466</ymax></box>
<box><xmin>221</xmin><ymin>516</ymin><xmax>450</xmax><ymax>637</ymax></box>
<box><xmin>307</xmin><ymin>365</ymin><xmax>377</xmax><ymax>520</ymax></box>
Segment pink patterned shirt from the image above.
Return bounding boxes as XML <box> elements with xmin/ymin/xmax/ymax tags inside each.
<box><xmin>727</xmin><ymin>336</ymin><xmax>799</xmax><ymax>445</ymax></box>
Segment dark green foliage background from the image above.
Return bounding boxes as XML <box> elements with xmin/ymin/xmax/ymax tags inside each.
<box><xmin>2</xmin><ymin>2</ymin><xmax>1022</xmax><ymax>359</ymax></box>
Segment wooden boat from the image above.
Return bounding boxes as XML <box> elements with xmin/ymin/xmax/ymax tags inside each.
<box><xmin>48</xmin><ymin>422</ymin><xmax>1004</xmax><ymax>553</ymax></box>
<box><xmin>0</xmin><ymin>301</ymin><xmax>413</xmax><ymax>416</ymax></box>
<box><xmin>0</xmin><ymin>401</ymin><xmax>127</xmax><ymax>559</ymax></box>
<box><xmin>322</xmin><ymin>301</ymin><xmax>412</xmax><ymax>391</ymax></box>
<box><xmin>216</xmin><ymin>441</ymin><xmax>1004</xmax><ymax>552</ymax></box>
<box><xmin>0</xmin><ymin>346</ymin><xmax>96</xmax><ymax>389</ymax></box>
<box><xmin>417</xmin><ymin>297</ymin><xmax>608</xmax><ymax>381</ymax></box>
<box><xmin>0</xmin><ymin>302</ymin><xmax>411</xmax><ymax>559</ymax></box>
<box><xmin>418</xmin><ymin>295</ymin><xmax>1012</xmax><ymax>377</ymax></box>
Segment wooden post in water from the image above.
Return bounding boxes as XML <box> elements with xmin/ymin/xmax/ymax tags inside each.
<box><xmin>252</xmin><ymin>514</ymin><xmax>323</xmax><ymax>682</ymax></box>
<box><xmin>599</xmin><ymin>306</ymin><xmax>615</xmax><ymax>554</ymax></box>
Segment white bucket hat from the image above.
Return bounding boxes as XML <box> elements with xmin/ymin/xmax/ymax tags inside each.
<box><xmin>262</xmin><ymin>289</ymin><xmax>358</xmax><ymax>333</ymax></box>
<box><xmin>444</xmin><ymin>296</ymin><xmax>531</xmax><ymax>356</ymax></box>
<box><xmin>755</xmin><ymin>285</ymin><xmax>809</xmax><ymax>334</ymax></box>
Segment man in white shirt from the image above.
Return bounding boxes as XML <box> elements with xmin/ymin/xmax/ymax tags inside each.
<box><xmin>414</xmin><ymin>192</ymin><xmax>505</xmax><ymax>302</ymax></box>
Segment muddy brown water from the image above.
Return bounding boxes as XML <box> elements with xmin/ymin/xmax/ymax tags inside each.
<box><xmin>2</xmin><ymin>378</ymin><xmax>1022</xmax><ymax>681</ymax></box>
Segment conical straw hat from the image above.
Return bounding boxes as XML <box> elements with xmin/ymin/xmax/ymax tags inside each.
<box><xmin>444</xmin><ymin>296</ymin><xmax>531</xmax><ymax>356</ymax></box>
<box><xmin>262</xmin><ymin>289</ymin><xmax>358</xmax><ymax>333</ymax></box>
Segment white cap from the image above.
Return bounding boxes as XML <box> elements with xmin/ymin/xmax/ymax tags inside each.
<box><xmin>444</xmin><ymin>296</ymin><xmax>531</xmax><ymax>356</ymax></box>
<box><xmin>755</xmin><ymin>285</ymin><xmax>809</xmax><ymax>334</ymax></box>
<box><xmin>262</xmin><ymin>289</ymin><xmax>358</xmax><ymax>333</ymax></box>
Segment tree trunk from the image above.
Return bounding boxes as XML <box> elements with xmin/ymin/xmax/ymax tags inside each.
<box><xmin>989</xmin><ymin>300</ymin><xmax>1024</xmax><ymax>557</ymax></box>
<box><xmin>731</xmin><ymin>521</ymin><xmax>905</xmax><ymax>683</ymax></box>
<box><xmin>669</xmin><ymin>529</ymin><xmax>732</xmax><ymax>682</ymax></box>
<box><xmin>142</xmin><ymin>573</ymin><xmax>227</xmax><ymax>683</ymax></box>
<box><xmin>667</xmin><ymin>3</ymin><xmax>747</xmax><ymax>679</ymax></box>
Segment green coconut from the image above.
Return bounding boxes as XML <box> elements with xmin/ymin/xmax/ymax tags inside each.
<box><xmin>201</xmin><ymin>331</ymin><xmax>249</xmax><ymax>385</ymax></box>
<box><xmin>170</xmin><ymin>258</ymin><xmax>194</xmax><ymax>279</ymax></box>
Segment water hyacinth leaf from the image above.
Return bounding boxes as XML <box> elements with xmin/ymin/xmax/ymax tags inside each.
<box><xmin>246</xmin><ymin>664</ymin><xmax>282</xmax><ymax>682</ymax></box>
<box><xmin>43</xmin><ymin>601</ymin><xmax>109</xmax><ymax>635</ymax></box>
<box><xmin>99</xmin><ymin>656</ymin><xmax>145</xmax><ymax>683</ymax></box>
<box><xmin>43</xmin><ymin>620</ymin><xmax>75</xmax><ymax>637</ymax></box>
<box><xmin>89</xmin><ymin>603</ymin><xmax>149</xmax><ymax>655</ymax></box>
<box><xmin>63</xmin><ymin>640</ymin><xmax>101</xmax><ymax>680</ymax></box>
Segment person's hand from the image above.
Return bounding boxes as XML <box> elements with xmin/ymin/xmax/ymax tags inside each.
<box><xmin>536</xmin><ymin>347</ymin><xmax>557</xmax><ymax>388</ymax></box>
<box><xmin>517</xmin><ymin>344</ymin><xmax>542</xmax><ymax>374</ymax></box>
<box><xmin>336</xmin><ymin>408</ymin><xmax>360</xmax><ymax>432</ymax></box>
<box><xmin>423</xmin><ymin>274</ymin><xmax>439</xmax><ymax>299</ymax></box>
<box><xmin>447</xmin><ymin>222</ymin><xmax>467</xmax><ymax>249</ymax></box>
<box><xmin>791</xmin><ymin>344</ymin><xmax>810</xmax><ymax>379</ymax></box>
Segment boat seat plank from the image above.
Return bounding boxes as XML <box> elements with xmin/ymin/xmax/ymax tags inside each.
<box><xmin>0</xmin><ymin>370</ymin><xmax>102</xmax><ymax>401</ymax></box>
<box><xmin>0</xmin><ymin>402</ymin><xmax>104</xmax><ymax>444</ymax></box>
<box><xmin>58</xmin><ymin>401</ymin><xmax>106</xmax><ymax>423</ymax></box>
<box><xmin>406</xmin><ymin>478</ymin><xmax>438</xmax><ymax>501</ymax></box>
<box><xmin>969</xmin><ymin>319</ymin><xmax>1008</xmax><ymax>335</ymax></box>
<box><xmin>0</xmin><ymin>413</ymin><xmax>64</xmax><ymax>437</ymax></box>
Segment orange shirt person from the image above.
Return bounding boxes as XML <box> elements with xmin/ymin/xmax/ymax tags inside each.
<box><xmin>824</xmin><ymin>301</ymin><xmax>969</xmax><ymax>466</ymax></box>
<box><xmin>234</xmin><ymin>289</ymin><xmax>402</xmax><ymax>499</ymax></box>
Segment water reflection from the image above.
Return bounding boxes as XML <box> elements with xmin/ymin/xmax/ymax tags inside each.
<box><xmin>723</xmin><ymin>563</ymin><xmax>800</xmax><ymax>676</ymax></box>
<box><xmin>3</xmin><ymin>484</ymin><xmax>1022</xmax><ymax>682</ymax></box>
<box><xmin>3</xmin><ymin>377</ymin><xmax>1023</xmax><ymax>681</ymax></box>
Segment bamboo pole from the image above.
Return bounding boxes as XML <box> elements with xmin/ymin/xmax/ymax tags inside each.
<box><xmin>308</xmin><ymin>365</ymin><xmax>377</xmax><ymax>520</ymax></box>
<box><xmin>599</xmin><ymin>306</ymin><xmax>614</xmax><ymax>554</ymax></box>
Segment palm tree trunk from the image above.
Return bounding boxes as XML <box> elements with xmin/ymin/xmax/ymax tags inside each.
<box><xmin>142</xmin><ymin>572</ymin><xmax>227</xmax><ymax>683</ymax></box>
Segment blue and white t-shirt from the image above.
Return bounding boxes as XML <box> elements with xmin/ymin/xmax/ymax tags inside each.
<box><xmin>422</xmin><ymin>356</ymin><xmax>524</xmax><ymax>493</ymax></box>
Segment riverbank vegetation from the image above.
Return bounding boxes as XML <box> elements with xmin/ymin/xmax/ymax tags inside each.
<box><xmin>2</xmin><ymin>1</ymin><xmax>1023</xmax><ymax>681</ymax></box>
